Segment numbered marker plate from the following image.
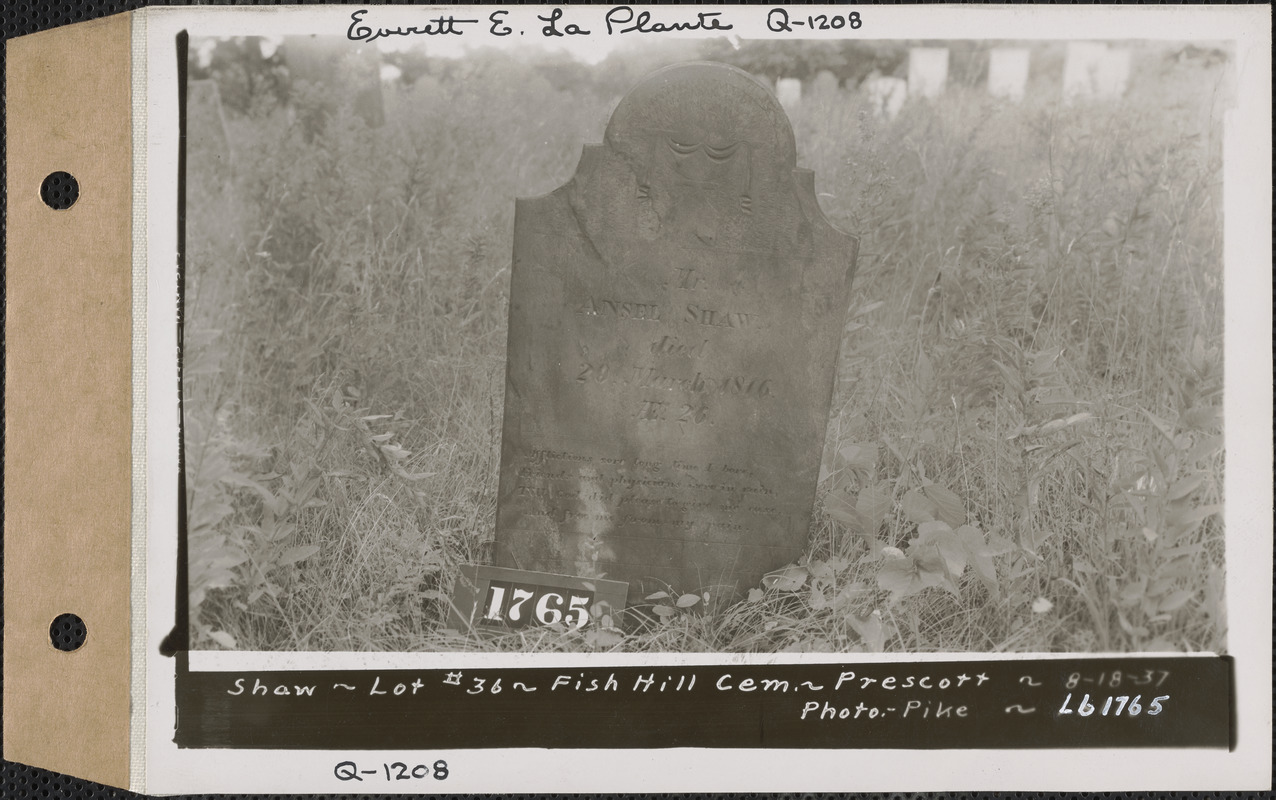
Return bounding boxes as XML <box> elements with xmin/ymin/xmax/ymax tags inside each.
<box><xmin>447</xmin><ymin>565</ymin><xmax>628</xmax><ymax>633</ymax></box>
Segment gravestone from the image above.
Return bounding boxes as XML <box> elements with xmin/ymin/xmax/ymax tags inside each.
<box><xmin>811</xmin><ymin>70</ymin><xmax>840</xmax><ymax>98</ymax></box>
<box><xmin>908</xmin><ymin>47</ymin><xmax>949</xmax><ymax>99</ymax></box>
<box><xmin>807</xmin><ymin>70</ymin><xmax>842</xmax><ymax>115</ymax></box>
<box><xmin>493</xmin><ymin>62</ymin><xmax>858</xmax><ymax>605</ymax></box>
<box><xmin>987</xmin><ymin>48</ymin><xmax>1030</xmax><ymax>101</ymax></box>
<box><xmin>187</xmin><ymin>79</ymin><xmax>232</xmax><ymax>175</ymax></box>
<box><xmin>1095</xmin><ymin>47</ymin><xmax>1131</xmax><ymax>98</ymax></box>
<box><xmin>282</xmin><ymin>35</ymin><xmax>385</xmax><ymax>136</ymax></box>
<box><xmin>1063</xmin><ymin>41</ymin><xmax>1129</xmax><ymax>100</ymax></box>
<box><xmin>775</xmin><ymin>77</ymin><xmax>802</xmax><ymax>110</ymax></box>
<box><xmin>863</xmin><ymin>74</ymin><xmax>907</xmax><ymax>120</ymax></box>
<box><xmin>1063</xmin><ymin>42</ymin><xmax>1104</xmax><ymax>98</ymax></box>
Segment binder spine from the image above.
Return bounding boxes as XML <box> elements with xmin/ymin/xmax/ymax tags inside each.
<box><xmin>3</xmin><ymin>11</ymin><xmax>135</xmax><ymax>789</ymax></box>
<box><xmin>129</xmin><ymin>12</ymin><xmax>149</xmax><ymax>793</ymax></box>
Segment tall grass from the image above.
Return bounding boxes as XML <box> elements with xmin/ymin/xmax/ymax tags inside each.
<box><xmin>184</xmin><ymin>46</ymin><xmax>1227</xmax><ymax>653</ymax></box>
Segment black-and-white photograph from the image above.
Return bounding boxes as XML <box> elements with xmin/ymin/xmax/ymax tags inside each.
<box><xmin>182</xmin><ymin>24</ymin><xmax>1233</xmax><ymax>657</ymax></box>
<box><xmin>3</xmin><ymin>3</ymin><xmax>1269</xmax><ymax>795</ymax></box>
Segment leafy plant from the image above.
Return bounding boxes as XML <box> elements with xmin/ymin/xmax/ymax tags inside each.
<box><xmin>184</xmin><ymin>40</ymin><xmax>1227</xmax><ymax>654</ymax></box>
<box><xmin>644</xmin><ymin>589</ymin><xmax>710</xmax><ymax>620</ymax></box>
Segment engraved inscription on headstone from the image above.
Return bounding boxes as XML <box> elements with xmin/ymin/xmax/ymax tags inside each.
<box><xmin>494</xmin><ymin>63</ymin><xmax>858</xmax><ymax>604</ymax></box>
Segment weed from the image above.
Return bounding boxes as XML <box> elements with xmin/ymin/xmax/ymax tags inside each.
<box><xmin>185</xmin><ymin>44</ymin><xmax>1227</xmax><ymax>653</ymax></box>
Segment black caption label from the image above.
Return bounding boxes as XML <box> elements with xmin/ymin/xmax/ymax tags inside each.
<box><xmin>176</xmin><ymin>655</ymin><xmax>1231</xmax><ymax>750</ymax></box>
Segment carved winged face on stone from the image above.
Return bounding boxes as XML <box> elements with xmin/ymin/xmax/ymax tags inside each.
<box><xmin>604</xmin><ymin>63</ymin><xmax>797</xmax><ymax>246</ymax></box>
<box><xmin>661</xmin><ymin>123</ymin><xmax>747</xmax><ymax>186</ymax></box>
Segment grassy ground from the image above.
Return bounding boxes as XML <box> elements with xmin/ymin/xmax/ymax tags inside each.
<box><xmin>184</xmin><ymin>45</ymin><xmax>1228</xmax><ymax>654</ymax></box>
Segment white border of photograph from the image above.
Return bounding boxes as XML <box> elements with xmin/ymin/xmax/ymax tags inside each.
<box><xmin>140</xmin><ymin>5</ymin><xmax>1272</xmax><ymax>793</ymax></box>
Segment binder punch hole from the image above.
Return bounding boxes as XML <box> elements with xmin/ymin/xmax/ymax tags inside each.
<box><xmin>49</xmin><ymin>613</ymin><xmax>87</xmax><ymax>652</ymax></box>
<box><xmin>40</xmin><ymin>171</ymin><xmax>79</xmax><ymax>210</ymax></box>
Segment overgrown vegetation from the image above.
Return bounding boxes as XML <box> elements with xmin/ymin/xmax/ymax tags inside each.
<box><xmin>185</xmin><ymin>41</ymin><xmax>1227</xmax><ymax>653</ymax></box>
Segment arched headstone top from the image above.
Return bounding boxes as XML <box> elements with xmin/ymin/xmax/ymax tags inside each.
<box><xmin>604</xmin><ymin>62</ymin><xmax>797</xmax><ymax>180</ymax></box>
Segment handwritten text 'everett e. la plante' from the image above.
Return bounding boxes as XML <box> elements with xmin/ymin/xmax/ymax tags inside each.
<box><xmin>347</xmin><ymin>7</ymin><xmax>864</xmax><ymax>44</ymax></box>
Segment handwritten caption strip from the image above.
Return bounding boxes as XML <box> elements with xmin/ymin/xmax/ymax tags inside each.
<box><xmin>346</xmin><ymin>7</ymin><xmax>863</xmax><ymax>45</ymax></box>
<box><xmin>178</xmin><ymin>656</ymin><xmax>1230</xmax><ymax>750</ymax></box>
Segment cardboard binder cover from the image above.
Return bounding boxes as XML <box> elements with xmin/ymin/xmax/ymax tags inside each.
<box><xmin>4</xmin><ymin>11</ymin><xmax>135</xmax><ymax>790</ymax></box>
<box><xmin>1</xmin><ymin>5</ymin><xmax>1270</xmax><ymax>795</ymax></box>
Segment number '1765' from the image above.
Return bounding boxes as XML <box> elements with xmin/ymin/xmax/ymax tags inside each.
<box><xmin>481</xmin><ymin>580</ymin><xmax>593</xmax><ymax>629</ymax></box>
<box><xmin>1058</xmin><ymin>693</ymin><xmax>1170</xmax><ymax>717</ymax></box>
